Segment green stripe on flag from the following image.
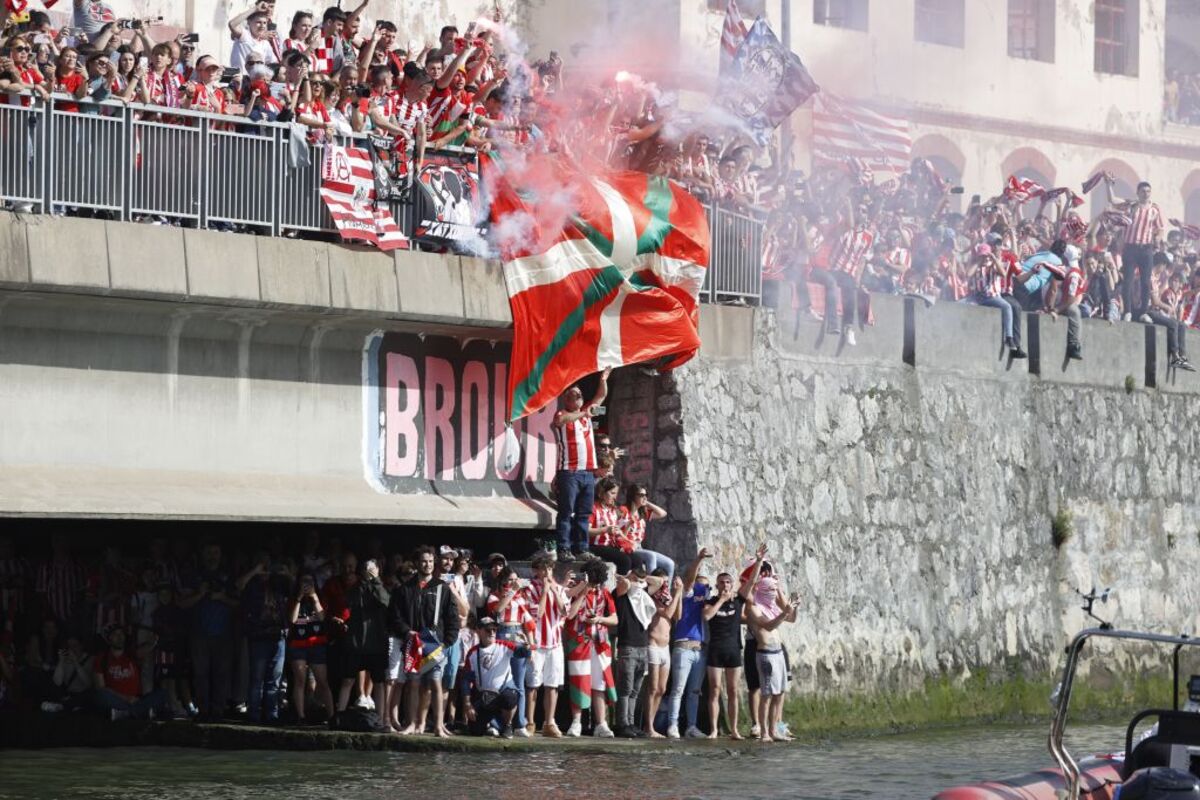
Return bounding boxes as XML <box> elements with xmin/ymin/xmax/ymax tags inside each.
<box><xmin>511</xmin><ymin>264</ymin><xmax>626</xmax><ymax>418</ymax></box>
<box><xmin>571</xmin><ymin>214</ymin><xmax>614</xmax><ymax>258</ymax></box>
<box><xmin>635</xmin><ymin>176</ymin><xmax>674</xmax><ymax>255</ymax></box>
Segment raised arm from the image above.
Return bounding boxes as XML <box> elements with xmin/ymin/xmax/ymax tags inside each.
<box><xmin>739</xmin><ymin>543</ymin><xmax>767</xmax><ymax>601</ymax></box>
<box><xmin>682</xmin><ymin>546</ymin><xmax>710</xmax><ymax>595</ymax></box>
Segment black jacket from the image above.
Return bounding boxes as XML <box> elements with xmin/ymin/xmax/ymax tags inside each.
<box><xmin>389</xmin><ymin>576</ymin><xmax>460</xmax><ymax>645</ymax></box>
<box><xmin>344</xmin><ymin>576</ymin><xmax>390</xmax><ymax>654</ymax></box>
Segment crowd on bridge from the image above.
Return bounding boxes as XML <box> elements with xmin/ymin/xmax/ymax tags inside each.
<box><xmin>0</xmin><ymin>381</ymin><xmax>799</xmax><ymax>742</ymax></box>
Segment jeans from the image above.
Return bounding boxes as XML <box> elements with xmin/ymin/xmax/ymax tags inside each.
<box><xmin>966</xmin><ymin>294</ymin><xmax>1019</xmax><ymax>345</ymax></box>
<box><xmin>247</xmin><ymin>638</ymin><xmax>285</xmax><ymax>722</ymax></box>
<box><xmin>470</xmin><ymin>680</ymin><xmax>520</xmax><ymax>734</ymax></box>
<box><xmin>636</xmin><ymin>549</ymin><xmax>675</xmax><ymax>581</ymax></box>
<box><xmin>810</xmin><ymin>268</ymin><xmax>859</xmax><ymax>331</ymax></box>
<box><xmin>1122</xmin><ymin>244</ymin><xmax>1153</xmax><ymax>318</ymax></box>
<box><xmin>1064</xmin><ymin>304</ymin><xmax>1082</xmax><ymax>350</ymax></box>
<box><xmin>93</xmin><ymin>687</ymin><xmax>169</xmax><ymax>719</ymax></box>
<box><xmin>498</xmin><ymin>629</ymin><xmax>530</xmax><ymax>727</ymax></box>
<box><xmin>666</xmin><ymin>645</ymin><xmax>706</xmax><ymax>729</ymax></box>
<box><xmin>442</xmin><ymin>639</ymin><xmax>462</xmax><ymax>692</ymax></box>
<box><xmin>191</xmin><ymin>633</ymin><xmax>233</xmax><ymax>718</ymax></box>
<box><xmin>555</xmin><ymin>469</ymin><xmax>596</xmax><ymax>555</ymax></box>
<box><xmin>1147</xmin><ymin>310</ymin><xmax>1187</xmax><ymax>357</ymax></box>
<box><xmin>615</xmin><ymin>646</ymin><xmax>649</xmax><ymax>730</ymax></box>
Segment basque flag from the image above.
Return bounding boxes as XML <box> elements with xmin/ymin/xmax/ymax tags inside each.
<box><xmin>488</xmin><ymin>154</ymin><xmax>708</xmax><ymax>420</ymax></box>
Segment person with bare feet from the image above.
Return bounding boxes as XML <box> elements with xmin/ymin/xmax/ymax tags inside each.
<box><xmin>704</xmin><ymin>559</ymin><xmax>751</xmax><ymax>739</ymax></box>
<box><xmin>644</xmin><ymin>568</ymin><xmax>679</xmax><ymax>738</ymax></box>
<box><xmin>742</xmin><ymin>546</ymin><xmax>797</xmax><ymax>743</ymax></box>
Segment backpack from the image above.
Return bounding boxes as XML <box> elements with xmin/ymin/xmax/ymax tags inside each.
<box><xmin>328</xmin><ymin>707</ymin><xmax>390</xmax><ymax>734</ymax></box>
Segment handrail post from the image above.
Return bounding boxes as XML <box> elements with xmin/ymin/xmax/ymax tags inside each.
<box><xmin>270</xmin><ymin>125</ymin><xmax>282</xmax><ymax>237</ymax></box>
<box><xmin>198</xmin><ymin>115</ymin><xmax>209</xmax><ymax>230</ymax></box>
<box><xmin>39</xmin><ymin>99</ymin><xmax>51</xmax><ymax>214</ymax></box>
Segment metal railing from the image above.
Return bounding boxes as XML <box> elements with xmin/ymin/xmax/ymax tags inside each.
<box><xmin>0</xmin><ymin>94</ymin><xmax>763</xmax><ymax>305</ymax></box>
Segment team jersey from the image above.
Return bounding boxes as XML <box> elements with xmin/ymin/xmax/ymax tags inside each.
<box><xmin>144</xmin><ymin>70</ymin><xmax>181</xmax><ymax>108</ymax></box>
<box><xmin>485</xmin><ymin>590</ymin><xmax>534</xmax><ymax>629</ymax></box>
<box><xmin>392</xmin><ymin>96</ymin><xmax>428</xmax><ymax>141</ymax></box>
<box><xmin>617</xmin><ymin>506</ymin><xmax>647</xmax><ymax>546</ymax></box>
<box><xmin>589</xmin><ymin>504</ymin><xmax>622</xmax><ymax>547</ymax></box>
<box><xmin>552</xmin><ymin>412</ymin><xmax>596</xmax><ymax>471</ymax></box>
<box><xmin>831</xmin><ymin>225</ymin><xmax>875</xmax><ymax>280</ymax></box>
<box><xmin>564</xmin><ymin>588</ymin><xmax>615</xmax><ymax>645</ymax></box>
<box><xmin>1062</xmin><ymin>266</ymin><xmax>1088</xmax><ymax>304</ymax></box>
<box><xmin>186</xmin><ymin>82</ymin><xmax>226</xmax><ymax>114</ymax></box>
<box><xmin>1123</xmin><ymin>202</ymin><xmax>1164</xmax><ymax>247</ymax></box>
<box><xmin>521</xmin><ymin>578</ymin><xmax>566</xmax><ymax>649</ymax></box>
<box><xmin>52</xmin><ymin>72</ymin><xmax>85</xmax><ymax>113</ymax></box>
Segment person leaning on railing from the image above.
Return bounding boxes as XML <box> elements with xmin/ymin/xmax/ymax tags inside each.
<box><xmin>49</xmin><ymin>47</ymin><xmax>87</xmax><ymax>113</ymax></box>
<box><xmin>0</xmin><ymin>35</ymin><xmax>51</xmax><ymax>106</ymax></box>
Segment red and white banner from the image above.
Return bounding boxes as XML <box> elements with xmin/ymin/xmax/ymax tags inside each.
<box><xmin>320</xmin><ymin>145</ymin><xmax>409</xmax><ymax>252</ymax></box>
<box><xmin>812</xmin><ymin>93</ymin><xmax>910</xmax><ymax>174</ymax></box>
<box><xmin>719</xmin><ymin>0</ymin><xmax>749</xmax><ymax>73</ymax></box>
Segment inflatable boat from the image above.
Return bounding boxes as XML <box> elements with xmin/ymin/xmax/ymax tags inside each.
<box><xmin>935</xmin><ymin>599</ymin><xmax>1200</xmax><ymax>800</ymax></box>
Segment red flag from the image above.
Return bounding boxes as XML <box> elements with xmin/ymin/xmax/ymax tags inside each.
<box><xmin>489</xmin><ymin>154</ymin><xmax>708</xmax><ymax>420</ymax></box>
<box><xmin>1170</xmin><ymin>218</ymin><xmax>1200</xmax><ymax>240</ymax></box>
<box><xmin>319</xmin><ymin>145</ymin><xmax>409</xmax><ymax>252</ymax></box>
<box><xmin>813</xmin><ymin>93</ymin><xmax>910</xmax><ymax>174</ymax></box>
<box><xmin>5</xmin><ymin>0</ymin><xmax>28</xmax><ymax>13</ymax></box>
<box><xmin>719</xmin><ymin>0</ymin><xmax>748</xmax><ymax>74</ymax></box>
<box><xmin>1043</xmin><ymin>187</ymin><xmax>1084</xmax><ymax>207</ymax></box>
<box><xmin>1004</xmin><ymin>175</ymin><xmax>1045</xmax><ymax>204</ymax></box>
<box><xmin>1081</xmin><ymin>172</ymin><xmax>1106</xmax><ymax>194</ymax></box>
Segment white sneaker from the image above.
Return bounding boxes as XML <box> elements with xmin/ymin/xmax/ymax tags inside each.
<box><xmin>666</xmin><ymin>724</ymin><xmax>680</xmax><ymax>739</ymax></box>
<box><xmin>750</xmin><ymin>724</ymin><xmax>760</xmax><ymax>737</ymax></box>
<box><xmin>846</xmin><ymin>329</ymin><xmax>857</xmax><ymax>347</ymax></box>
<box><xmin>566</xmin><ymin>720</ymin><xmax>582</xmax><ymax>737</ymax></box>
<box><xmin>355</xmin><ymin>695</ymin><xmax>374</xmax><ymax>711</ymax></box>
<box><xmin>593</xmin><ymin>722</ymin><xmax>615</xmax><ymax>738</ymax></box>
<box><xmin>513</xmin><ymin>726</ymin><xmax>531</xmax><ymax>738</ymax></box>
<box><xmin>1139</xmin><ymin>314</ymin><xmax>1154</xmax><ymax>324</ymax></box>
<box><xmin>1123</xmin><ymin>312</ymin><xmax>1132</xmax><ymax>322</ymax></box>
<box><xmin>485</xmin><ymin>726</ymin><xmax>499</xmax><ymax>737</ymax></box>
<box><xmin>685</xmin><ymin>726</ymin><xmax>705</xmax><ymax>738</ymax></box>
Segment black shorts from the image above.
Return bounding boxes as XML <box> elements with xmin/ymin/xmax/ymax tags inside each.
<box><xmin>743</xmin><ymin>638</ymin><xmax>760</xmax><ymax>691</ymax></box>
<box><xmin>343</xmin><ymin>650</ymin><xmax>388</xmax><ymax>683</ymax></box>
<box><xmin>708</xmin><ymin>642</ymin><xmax>742</xmax><ymax>669</ymax></box>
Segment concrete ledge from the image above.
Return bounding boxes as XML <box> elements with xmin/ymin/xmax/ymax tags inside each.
<box><xmin>913</xmin><ymin>299</ymin><xmax>1026</xmax><ymax>380</ymax></box>
<box><xmin>775</xmin><ymin>293</ymin><xmax>905</xmax><ymax>365</ymax></box>
<box><xmin>24</xmin><ymin>214</ymin><xmax>109</xmax><ymax>288</ymax></box>
<box><xmin>0</xmin><ymin>210</ymin><xmax>30</xmax><ymax>283</ymax></box>
<box><xmin>256</xmin><ymin>236</ymin><xmax>331</xmax><ymax>307</ymax></box>
<box><xmin>1037</xmin><ymin>315</ymin><xmax>1147</xmax><ymax>389</ymax></box>
<box><xmin>396</xmin><ymin>250</ymin><xmax>466</xmax><ymax>320</ymax></box>
<box><xmin>460</xmin><ymin>256</ymin><xmax>512</xmax><ymax>325</ymax></box>
<box><xmin>106</xmin><ymin>221</ymin><xmax>187</xmax><ymax>296</ymax></box>
<box><xmin>699</xmin><ymin>304</ymin><xmax>755</xmax><ymax>361</ymax></box>
<box><xmin>328</xmin><ymin>246</ymin><xmax>400</xmax><ymax>313</ymax></box>
<box><xmin>183</xmin><ymin>229</ymin><xmax>260</xmax><ymax>302</ymax></box>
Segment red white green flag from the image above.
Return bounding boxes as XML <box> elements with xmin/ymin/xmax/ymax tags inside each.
<box><xmin>489</xmin><ymin>155</ymin><xmax>709</xmax><ymax>420</ymax></box>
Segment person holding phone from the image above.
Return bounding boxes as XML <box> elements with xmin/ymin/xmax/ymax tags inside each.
<box><xmin>562</xmin><ymin>558</ymin><xmax>618</xmax><ymax>737</ymax></box>
<box><xmin>552</xmin><ymin>368</ymin><xmax>611</xmax><ymax>562</ymax></box>
<box><xmin>228</xmin><ymin>5</ymin><xmax>279</xmax><ymax>73</ymax></box>
<box><xmin>287</xmin><ymin>573</ymin><xmax>334</xmax><ymax>723</ymax></box>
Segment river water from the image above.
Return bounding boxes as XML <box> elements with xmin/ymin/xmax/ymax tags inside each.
<box><xmin>0</xmin><ymin>723</ymin><xmax>1126</xmax><ymax>800</ymax></box>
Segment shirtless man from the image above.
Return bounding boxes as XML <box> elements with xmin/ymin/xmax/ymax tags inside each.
<box><xmin>644</xmin><ymin>568</ymin><xmax>681</xmax><ymax>738</ymax></box>
<box><xmin>742</xmin><ymin>546</ymin><xmax>797</xmax><ymax>743</ymax></box>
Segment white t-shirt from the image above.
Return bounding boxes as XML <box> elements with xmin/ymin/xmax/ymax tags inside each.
<box><xmin>231</xmin><ymin>28</ymin><xmax>279</xmax><ymax>72</ymax></box>
<box><xmin>466</xmin><ymin>641</ymin><xmax>515</xmax><ymax>692</ymax></box>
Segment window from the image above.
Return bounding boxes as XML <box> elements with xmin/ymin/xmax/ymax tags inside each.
<box><xmin>1008</xmin><ymin>0</ymin><xmax>1055</xmax><ymax>62</ymax></box>
<box><xmin>813</xmin><ymin>0</ymin><xmax>869</xmax><ymax>31</ymax></box>
<box><xmin>914</xmin><ymin>0</ymin><xmax>965</xmax><ymax>48</ymax></box>
<box><xmin>1095</xmin><ymin>0</ymin><xmax>1139</xmax><ymax>76</ymax></box>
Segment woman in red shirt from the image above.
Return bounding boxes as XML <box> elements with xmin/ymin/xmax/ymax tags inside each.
<box><xmin>2</xmin><ymin>35</ymin><xmax>51</xmax><ymax>106</ymax></box>
<box><xmin>618</xmin><ymin>484</ymin><xmax>675</xmax><ymax>580</ymax></box>
<box><xmin>52</xmin><ymin>48</ymin><xmax>87</xmax><ymax>113</ymax></box>
<box><xmin>587</xmin><ymin>477</ymin><xmax>643</xmax><ymax>574</ymax></box>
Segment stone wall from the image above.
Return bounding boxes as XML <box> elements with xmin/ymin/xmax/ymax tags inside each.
<box><xmin>632</xmin><ymin>304</ymin><xmax>1200</xmax><ymax>697</ymax></box>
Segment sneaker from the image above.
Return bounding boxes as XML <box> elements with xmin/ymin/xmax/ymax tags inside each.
<box><xmin>186</xmin><ymin>702</ymin><xmax>199</xmax><ymax>717</ymax></box>
<box><xmin>1139</xmin><ymin>314</ymin><xmax>1154</xmax><ymax>323</ymax></box>
<box><xmin>845</xmin><ymin>329</ymin><xmax>857</xmax><ymax>347</ymax></box>
<box><xmin>543</xmin><ymin>722</ymin><xmax>563</xmax><ymax>738</ymax></box>
<box><xmin>750</xmin><ymin>724</ymin><xmax>760</xmax><ymax>737</ymax></box>
<box><xmin>617</xmin><ymin>726</ymin><xmax>640</xmax><ymax>739</ymax></box>
<box><xmin>1010</xmin><ymin>347</ymin><xmax>1028</xmax><ymax>359</ymax></box>
<box><xmin>666</xmin><ymin>724</ymin><xmax>680</xmax><ymax>739</ymax></box>
<box><xmin>525</xmin><ymin>722</ymin><xmax>537</xmax><ymax>735</ymax></box>
<box><xmin>556</xmin><ymin>551</ymin><xmax>573</xmax><ymax>564</ymax></box>
<box><xmin>513</xmin><ymin>726</ymin><xmax>531</xmax><ymax>738</ymax></box>
<box><xmin>1068</xmin><ymin>346</ymin><xmax>1083</xmax><ymax>361</ymax></box>
<box><xmin>355</xmin><ymin>695</ymin><xmax>374</xmax><ymax>711</ymax></box>
<box><xmin>593</xmin><ymin>722</ymin><xmax>615</xmax><ymax>738</ymax></box>
<box><xmin>40</xmin><ymin>701</ymin><xmax>63</xmax><ymax>713</ymax></box>
<box><xmin>485</xmin><ymin>726</ymin><xmax>499</xmax><ymax>738</ymax></box>
<box><xmin>566</xmin><ymin>720</ymin><xmax>582</xmax><ymax>738</ymax></box>
<box><xmin>825</xmin><ymin>326</ymin><xmax>841</xmax><ymax>337</ymax></box>
<box><xmin>13</xmin><ymin>202</ymin><xmax>34</xmax><ymax>214</ymax></box>
<box><xmin>500</xmin><ymin>724</ymin><xmax>513</xmax><ymax>739</ymax></box>
<box><xmin>685</xmin><ymin>726</ymin><xmax>705</xmax><ymax>739</ymax></box>
<box><xmin>1174</xmin><ymin>356</ymin><xmax>1197</xmax><ymax>372</ymax></box>
<box><xmin>1123</xmin><ymin>312</ymin><xmax>1133</xmax><ymax>322</ymax></box>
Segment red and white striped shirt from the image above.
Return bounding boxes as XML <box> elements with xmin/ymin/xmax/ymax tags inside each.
<box><xmin>393</xmin><ymin>96</ymin><xmax>428</xmax><ymax>140</ymax></box>
<box><xmin>486</xmin><ymin>590</ymin><xmax>534</xmax><ymax>629</ymax></box>
<box><xmin>589</xmin><ymin>504</ymin><xmax>621</xmax><ymax>546</ymax></box>
<box><xmin>552</xmin><ymin>412</ymin><xmax>596</xmax><ymax>471</ymax></box>
<box><xmin>617</xmin><ymin>506</ymin><xmax>647</xmax><ymax>546</ymax></box>
<box><xmin>883</xmin><ymin>246</ymin><xmax>911</xmax><ymax>274</ymax></box>
<box><xmin>565</xmin><ymin>588</ymin><xmax>614</xmax><ymax>645</ymax></box>
<box><xmin>831</xmin><ymin>225</ymin><xmax>875</xmax><ymax>280</ymax></box>
<box><xmin>972</xmin><ymin>261</ymin><xmax>1002</xmax><ymax>299</ymax></box>
<box><xmin>36</xmin><ymin>559</ymin><xmax>86</xmax><ymax>623</ymax></box>
<box><xmin>1181</xmin><ymin>290</ymin><xmax>1200</xmax><ymax>329</ymax></box>
<box><xmin>283</xmin><ymin>37</ymin><xmax>309</xmax><ymax>54</ymax></box>
<box><xmin>521</xmin><ymin>579</ymin><xmax>567</xmax><ymax>649</ymax></box>
<box><xmin>1124</xmin><ymin>202</ymin><xmax>1164</xmax><ymax>247</ymax></box>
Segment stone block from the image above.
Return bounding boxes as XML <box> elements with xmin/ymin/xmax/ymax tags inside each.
<box><xmin>328</xmin><ymin>247</ymin><xmax>400</xmax><ymax>313</ymax></box>
<box><xmin>460</xmin><ymin>257</ymin><xmax>511</xmax><ymax>326</ymax></box>
<box><xmin>1037</xmin><ymin>314</ymin><xmax>1148</xmax><ymax>391</ymax></box>
<box><xmin>913</xmin><ymin>298</ymin><xmax>1026</xmax><ymax>380</ymax></box>
<box><xmin>26</xmin><ymin>215</ymin><xmax>109</xmax><ymax>289</ymax></box>
<box><xmin>0</xmin><ymin>211</ymin><xmax>30</xmax><ymax>284</ymax></box>
<box><xmin>775</xmin><ymin>292</ymin><xmax>906</xmax><ymax>365</ymax></box>
<box><xmin>105</xmin><ymin>221</ymin><xmax>188</xmax><ymax>296</ymax></box>
<box><xmin>395</xmin><ymin>250</ymin><xmax>465</xmax><ymax>320</ymax></box>
<box><xmin>699</xmin><ymin>305</ymin><xmax>755</xmax><ymax>361</ymax></box>
<box><xmin>257</xmin><ymin>237</ymin><xmax>330</xmax><ymax>307</ymax></box>
<box><xmin>183</xmin><ymin>229</ymin><xmax>260</xmax><ymax>302</ymax></box>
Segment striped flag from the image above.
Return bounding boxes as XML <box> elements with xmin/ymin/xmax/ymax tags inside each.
<box><xmin>1169</xmin><ymin>218</ymin><xmax>1200</xmax><ymax>240</ymax></box>
<box><xmin>1081</xmin><ymin>172</ymin><xmax>1107</xmax><ymax>195</ymax></box>
<box><xmin>489</xmin><ymin>155</ymin><xmax>707</xmax><ymax>421</ymax></box>
<box><xmin>1003</xmin><ymin>175</ymin><xmax>1046</xmax><ymax>204</ymax></box>
<box><xmin>1043</xmin><ymin>187</ymin><xmax>1085</xmax><ymax>208</ymax></box>
<box><xmin>719</xmin><ymin>19</ymin><xmax>820</xmax><ymax>140</ymax></box>
<box><xmin>812</xmin><ymin>93</ymin><xmax>910</xmax><ymax>174</ymax></box>
<box><xmin>319</xmin><ymin>145</ymin><xmax>409</xmax><ymax>252</ymax></box>
<box><xmin>719</xmin><ymin>0</ymin><xmax>749</xmax><ymax>73</ymax></box>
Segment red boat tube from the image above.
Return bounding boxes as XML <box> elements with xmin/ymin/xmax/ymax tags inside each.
<box><xmin>933</xmin><ymin>756</ymin><xmax>1123</xmax><ymax>800</ymax></box>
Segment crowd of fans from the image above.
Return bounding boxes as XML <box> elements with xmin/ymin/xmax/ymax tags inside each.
<box><xmin>729</xmin><ymin>158</ymin><xmax>1200</xmax><ymax>368</ymax></box>
<box><xmin>1165</xmin><ymin>68</ymin><xmax>1200</xmax><ymax>126</ymax></box>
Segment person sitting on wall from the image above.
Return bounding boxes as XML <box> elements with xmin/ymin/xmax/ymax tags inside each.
<box><xmin>552</xmin><ymin>368</ymin><xmax>611</xmax><ymax>563</ymax></box>
<box><xmin>1046</xmin><ymin>244</ymin><xmax>1087</xmax><ymax>361</ymax></box>
<box><xmin>91</xmin><ymin>624</ymin><xmax>168</xmax><ymax>720</ymax></box>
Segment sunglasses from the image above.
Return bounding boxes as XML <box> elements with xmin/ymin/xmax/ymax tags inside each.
<box><xmin>13</xmin><ymin>46</ymin><xmax>31</xmax><ymax>53</ymax></box>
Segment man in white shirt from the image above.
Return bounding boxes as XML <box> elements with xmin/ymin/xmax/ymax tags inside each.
<box><xmin>228</xmin><ymin>4</ymin><xmax>280</xmax><ymax>72</ymax></box>
<box><xmin>462</xmin><ymin>617</ymin><xmax>522</xmax><ymax>737</ymax></box>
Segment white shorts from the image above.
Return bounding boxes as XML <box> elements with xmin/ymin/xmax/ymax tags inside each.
<box><xmin>647</xmin><ymin>645</ymin><xmax>670</xmax><ymax>666</ymax></box>
<box><xmin>757</xmin><ymin>649</ymin><xmax>788</xmax><ymax>696</ymax></box>
<box><xmin>526</xmin><ymin>646</ymin><xmax>564</xmax><ymax>688</ymax></box>
<box><xmin>386</xmin><ymin>636</ymin><xmax>406</xmax><ymax>682</ymax></box>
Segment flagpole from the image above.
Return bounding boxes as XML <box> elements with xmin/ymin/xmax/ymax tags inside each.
<box><xmin>780</xmin><ymin>0</ymin><xmax>793</xmax><ymax>171</ymax></box>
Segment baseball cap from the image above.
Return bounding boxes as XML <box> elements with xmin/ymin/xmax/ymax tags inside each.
<box><xmin>478</xmin><ymin>616</ymin><xmax>499</xmax><ymax>629</ymax></box>
<box><xmin>486</xmin><ymin>552</ymin><xmax>507</xmax><ymax>565</ymax></box>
